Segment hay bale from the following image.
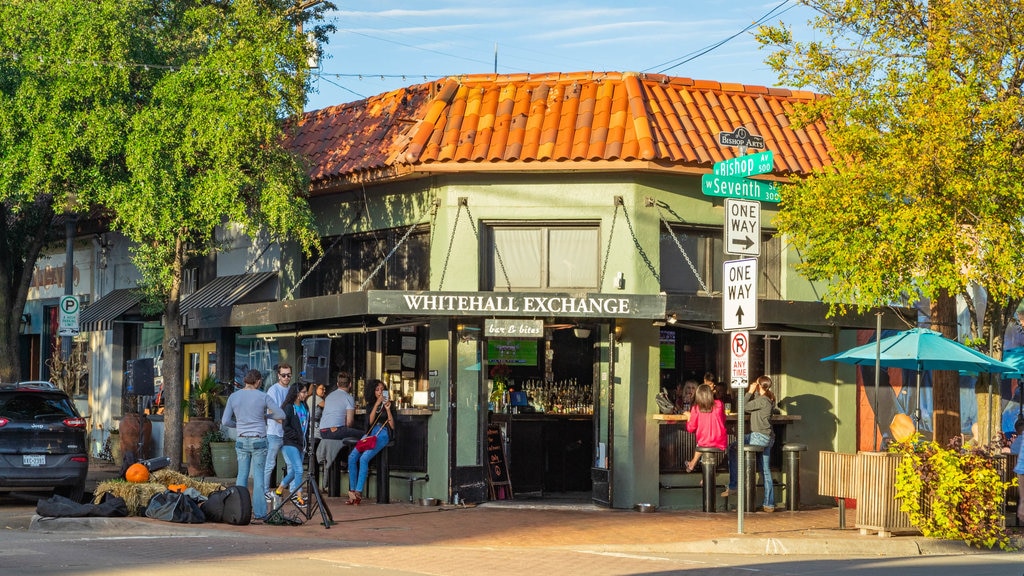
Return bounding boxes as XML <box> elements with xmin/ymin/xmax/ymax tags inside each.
<box><xmin>93</xmin><ymin>471</ymin><xmax>227</xmax><ymax>515</ymax></box>
<box><xmin>151</xmin><ymin>469</ymin><xmax>225</xmax><ymax>496</ymax></box>
<box><xmin>93</xmin><ymin>479</ymin><xmax>166</xmax><ymax>515</ymax></box>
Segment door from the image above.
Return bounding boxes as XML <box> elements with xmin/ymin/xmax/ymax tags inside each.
<box><xmin>449</xmin><ymin>322</ymin><xmax>488</xmax><ymax>503</ymax></box>
<box><xmin>183</xmin><ymin>342</ymin><xmax>217</xmax><ymax>420</ymax></box>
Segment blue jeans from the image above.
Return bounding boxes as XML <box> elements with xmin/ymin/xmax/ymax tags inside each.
<box><xmin>727</xmin><ymin>432</ymin><xmax>775</xmax><ymax>509</ymax></box>
<box><xmin>235</xmin><ymin>436</ymin><xmax>269</xmax><ymax>519</ymax></box>
<box><xmin>263</xmin><ymin>434</ymin><xmax>284</xmax><ymax>490</ymax></box>
<box><xmin>348</xmin><ymin>427</ymin><xmax>390</xmax><ymax>493</ymax></box>
<box><xmin>279</xmin><ymin>445</ymin><xmax>305</xmax><ymax>493</ymax></box>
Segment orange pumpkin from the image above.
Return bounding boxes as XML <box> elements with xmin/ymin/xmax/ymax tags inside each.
<box><xmin>167</xmin><ymin>484</ymin><xmax>187</xmax><ymax>493</ymax></box>
<box><xmin>890</xmin><ymin>413</ymin><xmax>915</xmax><ymax>443</ymax></box>
<box><xmin>125</xmin><ymin>462</ymin><xmax>151</xmax><ymax>483</ymax></box>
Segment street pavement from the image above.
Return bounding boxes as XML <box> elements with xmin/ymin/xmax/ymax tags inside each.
<box><xmin>24</xmin><ymin>461</ymin><xmax>1024</xmax><ymax>561</ymax></box>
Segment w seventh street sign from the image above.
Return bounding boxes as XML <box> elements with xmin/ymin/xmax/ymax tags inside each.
<box><xmin>701</xmin><ymin>173</ymin><xmax>780</xmax><ymax>203</ymax></box>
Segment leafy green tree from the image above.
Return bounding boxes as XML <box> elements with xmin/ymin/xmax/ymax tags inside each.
<box><xmin>2</xmin><ymin>0</ymin><xmax>330</xmax><ymax>469</ymax></box>
<box><xmin>758</xmin><ymin>1</ymin><xmax>1024</xmax><ymax>444</ymax></box>
<box><xmin>0</xmin><ymin>0</ymin><xmax>150</xmax><ymax>382</ymax></box>
<box><xmin>105</xmin><ymin>0</ymin><xmax>328</xmax><ymax>469</ymax></box>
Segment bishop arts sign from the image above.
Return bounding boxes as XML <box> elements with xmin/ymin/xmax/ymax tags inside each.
<box><xmin>368</xmin><ymin>291</ymin><xmax>667</xmax><ymax>319</ymax></box>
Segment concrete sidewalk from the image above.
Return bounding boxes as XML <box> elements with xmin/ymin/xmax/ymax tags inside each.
<box><xmin>55</xmin><ymin>460</ymin><xmax>1018</xmax><ymax>558</ymax></box>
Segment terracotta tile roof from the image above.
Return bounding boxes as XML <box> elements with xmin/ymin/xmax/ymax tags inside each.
<box><xmin>288</xmin><ymin>71</ymin><xmax>831</xmax><ymax>193</ymax></box>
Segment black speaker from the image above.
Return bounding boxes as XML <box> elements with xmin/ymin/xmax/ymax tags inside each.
<box><xmin>126</xmin><ymin>358</ymin><xmax>155</xmax><ymax>396</ymax></box>
<box><xmin>301</xmin><ymin>337</ymin><xmax>330</xmax><ymax>384</ymax></box>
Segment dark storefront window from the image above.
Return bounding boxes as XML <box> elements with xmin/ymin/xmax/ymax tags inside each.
<box><xmin>485</xmin><ymin>223</ymin><xmax>600</xmax><ymax>291</ymax></box>
<box><xmin>300</xmin><ymin>226</ymin><xmax>430</xmax><ymax>297</ymax></box>
<box><xmin>660</xmin><ymin>225</ymin><xmax>782</xmax><ymax>299</ymax></box>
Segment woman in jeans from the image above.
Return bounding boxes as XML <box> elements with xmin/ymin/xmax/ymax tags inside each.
<box><xmin>346</xmin><ymin>379</ymin><xmax>394</xmax><ymax>505</ymax></box>
<box><xmin>275</xmin><ymin>382</ymin><xmax>310</xmax><ymax>506</ymax></box>
<box><xmin>722</xmin><ymin>375</ymin><xmax>777</xmax><ymax>512</ymax></box>
<box><xmin>221</xmin><ymin>369</ymin><xmax>286</xmax><ymax>522</ymax></box>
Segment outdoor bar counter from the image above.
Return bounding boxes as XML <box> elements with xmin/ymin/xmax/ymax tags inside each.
<box><xmin>654</xmin><ymin>413</ymin><xmax>801</xmax><ymax>473</ymax></box>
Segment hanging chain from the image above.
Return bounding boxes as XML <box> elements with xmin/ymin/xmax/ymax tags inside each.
<box><xmin>283</xmin><ymin>234</ymin><xmax>344</xmax><ymax>301</ymax></box>
<box><xmin>598</xmin><ymin>203</ymin><xmax>620</xmax><ymax>289</ymax></box>
<box><xmin>656</xmin><ymin>204</ymin><xmax>709</xmax><ymax>294</ymax></box>
<box><xmin>437</xmin><ymin>201</ymin><xmax>463</xmax><ymax>290</ymax></box>
<box><xmin>620</xmin><ymin>202</ymin><xmax>660</xmax><ymax>284</ymax></box>
<box><xmin>359</xmin><ymin>196</ymin><xmax>437</xmax><ymax>292</ymax></box>
<box><xmin>465</xmin><ymin>202</ymin><xmax>512</xmax><ymax>292</ymax></box>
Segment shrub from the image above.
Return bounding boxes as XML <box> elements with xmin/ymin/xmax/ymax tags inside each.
<box><xmin>890</xmin><ymin>435</ymin><xmax>1016</xmax><ymax>550</ymax></box>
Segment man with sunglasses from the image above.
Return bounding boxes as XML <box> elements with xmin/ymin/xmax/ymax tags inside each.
<box><xmin>263</xmin><ymin>363</ymin><xmax>293</xmax><ymax>499</ymax></box>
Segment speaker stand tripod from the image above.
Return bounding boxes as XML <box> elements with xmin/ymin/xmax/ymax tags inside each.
<box><xmin>270</xmin><ymin>386</ymin><xmax>334</xmax><ymax>528</ymax></box>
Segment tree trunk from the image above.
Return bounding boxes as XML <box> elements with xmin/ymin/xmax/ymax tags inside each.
<box><xmin>930</xmin><ymin>289</ymin><xmax>960</xmax><ymax>446</ymax></box>
<box><xmin>162</xmin><ymin>237</ymin><xmax>185</xmax><ymax>472</ymax></box>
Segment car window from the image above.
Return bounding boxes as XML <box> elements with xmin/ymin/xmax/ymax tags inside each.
<box><xmin>0</xmin><ymin>394</ymin><xmax>77</xmax><ymax>420</ymax></box>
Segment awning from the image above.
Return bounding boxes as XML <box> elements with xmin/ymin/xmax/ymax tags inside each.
<box><xmin>79</xmin><ymin>288</ymin><xmax>144</xmax><ymax>332</ymax></box>
<box><xmin>180</xmin><ymin>272</ymin><xmax>278</xmax><ymax>320</ymax></box>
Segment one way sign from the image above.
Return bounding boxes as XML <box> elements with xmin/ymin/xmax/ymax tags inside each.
<box><xmin>725</xmin><ymin>198</ymin><xmax>760</xmax><ymax>257</ymax></box>
<box><xmin>723</xmin><ymin>258</ymin><xmax>758</xmax><ymax>331</ymax></box>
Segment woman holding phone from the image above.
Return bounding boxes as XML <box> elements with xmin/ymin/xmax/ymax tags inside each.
<box><xmin>346</xmin><ymin>379</ymin><xmax>394</xmax><ymax>505</ymax></box>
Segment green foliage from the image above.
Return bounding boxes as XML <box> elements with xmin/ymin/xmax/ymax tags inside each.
<box><xmin>199</xmin><ymin>427</ymin><xmax>227</xmax><ymax>475</ymax></box>
<box><xmin>187</xmin><ymin>374</ymin><xmax>223</xmax><ymax>419</ymax></box>
<box><xmin>756</xmin><ymin>1</ymin><xmax>1024</xmax><ymax>343</ymax></box>
<box><xmin>890</xmin><ymin>435</ymin><xmax>1016</xmax><ymax>549</ymax></box>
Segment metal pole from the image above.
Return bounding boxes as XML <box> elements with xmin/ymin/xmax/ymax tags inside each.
<box><xmin>874</xmin><ymin>312</ymin><xmax>881</xmax><ymax>449</ymax></box>
<box><xmin>737</xmin><ymin>386</ymin><xmax>746</xmax><ymax>533</ymax></box>
<box><xmin>62</xmin><ymin>210</ymin><xmax>76</xmax><ymax>360</ymax></box>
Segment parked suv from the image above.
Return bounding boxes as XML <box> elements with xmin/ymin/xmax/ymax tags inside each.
<box><xmin>0</xmin><ymin>381</ymin><xmax>88</xmax><ymax>501</ymax></box>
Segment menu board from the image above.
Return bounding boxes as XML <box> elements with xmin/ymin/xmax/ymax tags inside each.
<box><xmin>486</xmin><ymin>424</ymin><xmax>512</xmax><ymax>499</ymax></box>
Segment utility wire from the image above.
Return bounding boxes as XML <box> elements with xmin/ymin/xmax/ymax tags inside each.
<box><xmin>647</xmin><ymin>0</ymin><xmax>797</xmax><ymax>75</ymax></box>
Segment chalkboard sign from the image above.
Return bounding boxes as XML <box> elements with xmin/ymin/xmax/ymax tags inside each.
<box><xmin>486</xmin><ymin>424</ymin><xmax>513</xmax><ymax>500</ymax></box>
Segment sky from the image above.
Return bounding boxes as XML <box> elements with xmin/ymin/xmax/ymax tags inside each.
<box><xmin>304</xmin><ymin>1</ymin><xmax>820</xmax><ymax>111</ymax></box>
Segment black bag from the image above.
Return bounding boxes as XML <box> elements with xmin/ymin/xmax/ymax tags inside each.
<box><xmin>36</xmin><ymin>493</ymin><xmax>128</xmax><ymax>518</ymax></box>
<box><xmin>201</xmin><ymin>485</ymin><xmax>252</xmax><ymax>525</ymax></box>
<box><xmin>145</xmin><ymin>490</ymin><xmax>206</xmax><ymax>523</ymax></box>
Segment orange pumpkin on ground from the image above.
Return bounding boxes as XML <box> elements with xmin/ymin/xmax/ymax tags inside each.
<box><xmin>125</xmin><ymin>462</ymin><xmax>151</xmax><ymax>483</ymax></box>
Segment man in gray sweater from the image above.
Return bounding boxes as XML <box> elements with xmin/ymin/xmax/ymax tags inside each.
<box><xmin>222</xmin><ymin>369</ymin><xmax>286</xmax><ymax>522</ymax></box>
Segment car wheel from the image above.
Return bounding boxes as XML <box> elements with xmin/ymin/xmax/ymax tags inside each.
<box><xmin>54</xmin><ymin>483</ymin><xmax>85</xmax><ymax>503</ymax></box>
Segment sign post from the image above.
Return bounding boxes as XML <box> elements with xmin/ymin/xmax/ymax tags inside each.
<box><xmin>716</xmin><ymin>128</ymin><xmax>771</xmax><ymax>535</ymax></box>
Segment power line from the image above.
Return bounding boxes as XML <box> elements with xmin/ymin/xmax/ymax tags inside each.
<box><xmin>646</xmin><ymin>0</ymin><xmax>797</xmax><ymax>75</ymax></box>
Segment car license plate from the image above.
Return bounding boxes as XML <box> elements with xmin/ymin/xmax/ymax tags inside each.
<box><xmin>23</xmin><ymin>455</ymin><xmax>45</xmax><ymax>466</ymax></box>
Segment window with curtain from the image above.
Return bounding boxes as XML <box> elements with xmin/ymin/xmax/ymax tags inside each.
<box><xmin>486</xmin><ymin>223</ymin><xmax>600</xmax><ymax>291</ymax></box>
<box><xmin>660</xmin><ymin>225</ymin><xmax>781</xmax><ymax>299</ymax></box>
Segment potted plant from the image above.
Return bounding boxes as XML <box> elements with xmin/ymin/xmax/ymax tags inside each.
<box><xmin>202</xmin><ymin>427</ymin><xmax>237</xmax><ymax>478</ymax></box>
<box><xmin>183</xmin><ymin>375</ymin><xmax>221</xmax><ymax>476</ymax></box>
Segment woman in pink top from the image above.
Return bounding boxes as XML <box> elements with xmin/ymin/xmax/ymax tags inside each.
<box><xmin>684</xmin><ymin>384</ymin><xmax>727</xmax><ymax>472</ymax></box>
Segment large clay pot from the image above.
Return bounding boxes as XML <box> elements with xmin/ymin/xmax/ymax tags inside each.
<box><xmin>183</xmin><ymin>417</ymin><xmax>216</xmax><ymax>476</ymax></box>
<box><xmin>119</xmin><ymin>413</ymin><xmax>153</xmax><ymax>462</ymax></box>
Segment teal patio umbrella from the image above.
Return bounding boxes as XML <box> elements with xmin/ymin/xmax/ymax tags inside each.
<box><xmin>822</xmin><ymin>328</ymin><xmax>1016</xmax><ymax>429</ymax></box>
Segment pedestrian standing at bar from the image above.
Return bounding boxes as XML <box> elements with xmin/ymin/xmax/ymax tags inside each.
<box><xmin>221</xmin><ymin>369</ymin><xmax>286</xmax><ymax>523</ymax></box>
<box><xmin>722</xmin><ymin>375</ymin><xmax>776</xmax><ymax>512</ymax></box>
<box><xmin>684</xmin><ymin>383</ymin><xmax>727</xmax><ymax>472</ymax></box>
<box><xmin>263</xmin><ymin>363</ymin><xmax>293</xmax><ymax>501</ymax></box>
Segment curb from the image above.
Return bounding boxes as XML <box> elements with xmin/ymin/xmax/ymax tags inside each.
<box><xmin>28</xmin><ymin>514</ymin><xmax>235</xmax><ymax>538</ymax></box>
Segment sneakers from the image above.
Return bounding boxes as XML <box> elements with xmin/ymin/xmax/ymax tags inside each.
<box><xmin>290</xmin><ymin>492</ymin><xmax>306</xmax><ymax>507</ymax></box>
<box><xmin>720</xmin><ymin>488</ymin><xmax>737</xmax><ymax>498</ymax></box>
<box><xmin>761</xmin><ymin>506</ymin><xmax>775</xmax><ymax>513</ymax></box>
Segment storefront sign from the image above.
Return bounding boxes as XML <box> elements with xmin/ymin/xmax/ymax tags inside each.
<box><xmin>370</xmin><ymin>291</ymin><xmax>667</xmax><ymax>319</ymax></box>
<box><xmin>484</xmin><ymin>319</ymin><xmax>543</xmax><ymax>338</ymax></box>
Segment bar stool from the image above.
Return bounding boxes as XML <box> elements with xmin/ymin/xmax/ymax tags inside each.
<box><xmin>696</xmin><ymin>446</ymin><xmax>724</xmax><ymax>512</ymax></box>
<box><xmin>782</xmin><ymin>443</ymin><xmax>807</xmax><ymax>511</ymax></box>
<box><xmin>743</xmin><ymin>444</ymin><xmax>766</xmax><ymax>511</ymax></box>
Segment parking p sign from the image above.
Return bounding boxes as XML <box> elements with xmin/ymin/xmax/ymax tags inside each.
<box><xmin>58</xmin><ymin>295</ymin><xmax>80</xmax><ymax>337</ymax></box>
